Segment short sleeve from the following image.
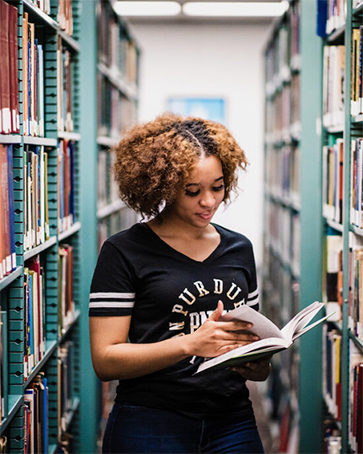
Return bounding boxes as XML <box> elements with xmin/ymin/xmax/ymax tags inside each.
<box><xmin>245</xmin><ymin>241</ymin><xmax>259</xmax><ymax>311</ymax></box>
<box><xmin>89</xmin><ymin>240</ymin><xmax>135</xmax><ymax>317</ymax></box>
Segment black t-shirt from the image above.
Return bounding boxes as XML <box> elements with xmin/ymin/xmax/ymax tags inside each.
<box><xmin>89</xmin><ymin>222</ymin><xmax>260</xmax><ymax>419</ymax></box>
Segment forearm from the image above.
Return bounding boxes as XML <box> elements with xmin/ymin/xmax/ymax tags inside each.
<box><xmin>93</xmin><ymin>335</ymin><xmax>192</xmax><ymax>381</ymax></box>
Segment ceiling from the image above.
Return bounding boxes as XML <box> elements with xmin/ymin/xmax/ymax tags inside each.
<box><xmin>116</xmin><ymin>0</ymin><xmax>285</xmax><ymax>24</ymax></box>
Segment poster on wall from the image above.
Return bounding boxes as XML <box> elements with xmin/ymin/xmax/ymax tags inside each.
<box><xmin>167</xmin><ymin>98</ymin><xmax>226</xmax><ymax>124</ymax></box>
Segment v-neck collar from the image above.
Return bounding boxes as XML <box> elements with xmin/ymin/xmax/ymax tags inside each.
<box><xmin>141</xmin><ymin>222</ymin><xmax>224</xmax><ymax>264</ymax></box>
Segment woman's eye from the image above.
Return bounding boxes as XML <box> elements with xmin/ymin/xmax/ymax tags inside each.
<box><xmin>212</xmin><ymin>184</ymin><xmax>225</xmax><ymax>192</ymax></box>
<box><xmin>185</xmin><ymin>189</ymin><xmax>200</xmax><ymax>197</ymax></box>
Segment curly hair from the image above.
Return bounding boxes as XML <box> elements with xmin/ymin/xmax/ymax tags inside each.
<box><xmin>113</xmin><ymin>112</ymin><xmax>248</xmax><ymax>218</ymax></box>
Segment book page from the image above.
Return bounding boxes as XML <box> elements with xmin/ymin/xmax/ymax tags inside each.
<box><xmin>291</xmin><ymin>313</ymin><xmax>333</xmax><ymax>341</ymax></box>
<box><xmin>280</xmin><ymin>301</ymin><xmax>324</xmax><ymax>339</ymax></box>
<box><xmin>220</xmin><ymin>304</ymin><xmax>285</xmax><ymax>340</ymax></box>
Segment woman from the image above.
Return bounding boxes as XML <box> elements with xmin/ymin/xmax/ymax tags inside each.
<box><xmin>89</xmin><ymin>113</ymin><xmax>270</xmax><ymax>453</ymax></box>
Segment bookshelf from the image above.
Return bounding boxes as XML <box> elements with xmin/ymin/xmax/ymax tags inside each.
<box><xmin>0</xmin><ymin>0</ymin><xmax>139</xmax><ymax>452</ymax></box>
<box><xmin>93</xmin><ymin>0</ymin><xmax>140</xmax><ymax>442</ymax></box>
<box><xmin>263</xmin><ymin>0</ymin><xmax>363</xmax><ymax>452</ymax></box>
<box><xmin>263</xmin><ymin>1</ymin><xmax>304</xmax><ymax>451</ymax></box>
<box><xmin>0</xmin><ymin>0</ymin><xmax>83</xmax><ymax>451</ymax></box>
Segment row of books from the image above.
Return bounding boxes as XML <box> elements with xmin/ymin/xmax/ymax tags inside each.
<box><xmin>58</xmin><ymin>244</ymin><xmax>75</xmax><ymax>336</ymax></box>
<box><xmin>57</xmin><ymin>0</ymin><xmax>73</xmax><ymax>36</ymax></box>
<box><xmin>349</xmin><ymin>340</ymin><xmax>363</xmax><ymax>453</ymax></box>
<box><xmin>0</xmin><ymin>0</ymin><xmax>19</xmax><ymax>135</ymax></box>
<box><xmin>23</xmin><ymin>341</ymin><xmax>75</xmax><ymax>453</ymax></box>
<box><xmin>58</xmin><ymin>140</ymin><xmax>75</xmax><ymax>234</ymax></box>
<box><xmin>322</xmin><ymin>45</ymin><xmax>345</xmax><ymax>130</ymax></box>
<box><xmin>265</xmin><ymin>201</ymin><xmax>300</xmax><ymax>276</ymax></box>
<box><xmin>23</xmin><ymin>11</ymin><xmax>46</xmax><ymax>137</ymax></box>
<box><xmin>26</xmin><ymin>0</ymin><xmax>50</xmax><ymax>14</ymax></box>
<box><xmin>0</xmin><ymin>144</ymin><xmax>16</xmax><ymax>279</ymax></box>
<box><xmin>23</xmin><ymin>140</ymin><xmax>76</xmax><ymax>250</ymax></box>
<box><xmin>97</xmin><ymin>149</ymin><xmax>119</xmax><ymax>210</ymax></box>
<box><xmin>24</xmin><ymin>245</ymin><xmax>76</xmax><ymax>379</ymax></box>
<box><xmin>351</xmin><ymin>138</ymin><xmax>363</xmax><ymax>228</ymax></box>
<box><xmin>97</xmin><ymin>74</ymin><xmax>137</xmax><ymax>138</ymax></box>
<box><xmin>322</xmin><ymin>138</ymin><xmax>344</xmax><ymax>225</ymax></box>
<box><xmin>24</xmin><ymin>145</ymin><xmax>50</xmax><ymax>252</ymax></box>
<box><xmin>323</xmin><ymin>418</ymin><xmax>342</xmax><ymax>454</ymax></box>
<box><xmin>348</xmin><ymin>234</ymin><xmax>363</xmax><ymax>341</ymax></box>
<box><xmin>97</xmin><ymin>0</ymin><xmax>138</xmax><ymax>84</ymax></box>
<box><xmin>262</xmin><ymin>248</ymin><xmax>300</xmax><ymax>326</ymax></box>
<box><xmin>24</xmin><ymin>257</ymin><xmax>46</xmax><ymax>379</ymax></box>
<box><xmin>323</xmin><ymin>229</ymin><xmax>362</xmax><ymax>337</ymax></box>
<box><xmin>57</xmin><ymin>37</ymin><xmax>74</xmax><ymax>133</ymax></box>
<box><xmin>25</xmin><ymin>373</ymin><xmax>49</xmax><ymax>453</ymax></box>
<box><xmin>322</xmin><ymin>325</ymin><xmax>342</xmax><ymax>421</ymax></box>
<box><xmin>58</xmin><ymin>341</ymin><xmax>74</xmax><ymax>439</ymax></box>
<box><xmin>265</xmin><ymin>1</ymin><xmax>300</xmax><ymax>94</ymax></box>
<box><xmin>324</xmin><ymin>231</ymin><xmax>343</xmax><ymax>322</ymax></box>
<box><xmin>97</xmin><ymin>206</ymin><xmax>137</xmax><ymax>251</ymax></box>
<box><xmin>325</xmin><ymin>0</ymin><xmax>347</xmax><ymax>35</ymax></box>
<box><xmin>265</xmin><ymin>73</ymin><xmax>300</xmax><ymax>143</ymax></box>
<box><xmin>0</xmin><ymin>0</ymin><xmax>78</xmax><ymax>137</ymax></box>
<box><xmin>351</xmin><ymin>26</ymin><xmax>363</xmax><ymax>117</ymax></box>
<box><xmin>265</xmin><ymin>145</ymin><xmax>300</xmax><ymax>206</ymax></box>
<box><xmin>0</xmin><ymin>309</ymin><xmax>7</xmax><ymax>423</ymax></box>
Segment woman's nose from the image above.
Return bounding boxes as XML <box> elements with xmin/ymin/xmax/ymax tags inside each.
<box><xmin>199</xmin><ymin>192</ymin><xmax>215</xmax><ymax>207</ymax></box>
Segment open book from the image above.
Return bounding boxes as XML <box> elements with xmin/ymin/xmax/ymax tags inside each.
<box><xmin>195</xmin><ymin>301</ymin><xmax>331</xmax><ymax>374</ymax></box>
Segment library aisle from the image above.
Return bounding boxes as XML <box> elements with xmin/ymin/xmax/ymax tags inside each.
<box><xmin>0</xmin><ymin>0</ymin><xmax>362</xmax><ymax>453</ymax></box>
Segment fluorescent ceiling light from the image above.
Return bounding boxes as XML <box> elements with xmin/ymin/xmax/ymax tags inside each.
<box><xmin>114</xmin><ymin>1</ymin><xmax>181</xmax><ymax>16</ymax></box>
<box><xmin>183</xmin><ymin>1</ymin><xmax>288</xmax><ymax>17</ymax></box>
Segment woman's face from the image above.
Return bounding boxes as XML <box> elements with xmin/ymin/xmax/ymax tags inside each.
<box><xmin>169</xmin><ymin>155</ymin><xmax>225</xmax><ymax>228</ymax></box>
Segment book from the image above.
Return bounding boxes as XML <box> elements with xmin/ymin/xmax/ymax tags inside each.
<box><xmin>195</xmin><ymin>301</ymin><xmax>331</xmax><ymax>374</ymax></box>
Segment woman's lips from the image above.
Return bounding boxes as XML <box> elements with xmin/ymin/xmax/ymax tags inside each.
<box><xmin>197</xmin><ymin>211</ymin><xmax>213</xmax><ymax>220</ymax></box>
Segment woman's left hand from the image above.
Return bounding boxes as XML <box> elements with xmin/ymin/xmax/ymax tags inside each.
<box><xmin>232</xmin><ymin>356</ymin><xmax>272</xmax><ymax>381</ymax></box>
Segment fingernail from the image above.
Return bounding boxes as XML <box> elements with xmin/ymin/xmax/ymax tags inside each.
<box><xmin>253</xmin><ymin>336</ymin><xmax>259</xmax><ymax>340</ymax></box>
<box><xmin>246</xmin><ymin>323</ymin><xmax>253</xmax><ymax>328</ymax></box>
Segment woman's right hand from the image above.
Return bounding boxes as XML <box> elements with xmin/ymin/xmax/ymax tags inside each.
<box><xmin>183</xmin><ymin>300</ymin><xmax>259</xmax><ymax>358</ymax></box>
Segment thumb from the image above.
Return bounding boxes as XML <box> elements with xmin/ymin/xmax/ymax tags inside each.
<box><xmin>209</xmin><ymin>300</ymin><xmax>224</xmax><ymax>322</ymax></box>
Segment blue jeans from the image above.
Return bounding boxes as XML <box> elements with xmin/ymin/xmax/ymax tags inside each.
<box><xmin>102</xmin><ymin>403</ymin><xmax>265</xmax><ymax>453</ymax></box>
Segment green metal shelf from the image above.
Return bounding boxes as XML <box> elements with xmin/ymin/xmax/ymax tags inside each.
<box><xmin>58</xmin><ymin>222</ymin><xmax>82</xmax><ymax>242</ymax></box>
<box><xmin>352</xmin><ymin>114</ymin><xmax>363</xmax><ymax>123</ymax></box>
<box><xmin>327</xmin><ymin>24</ymin><xmax>346</xmax><ymax>44</ymax></box>
<box><xmin>23</xmin><ymin>236</ymin><xmax>57</xmax><ymax>261</ymax></box>
<box><xmin>57</xmin><ymin>132</ymin><xmax>81</xmax><ymax>141</ymax></box>
<box><xmin>23</xmin><ymin>136</ymin><xmax>58</xmax><ymax>147</ymax></box>
<box><xmin>59</xmin><ymin>309</ymin><xmax>81</xmax><ymax>343</ymax></box>
<box><xmin>353</xmin><ymin>2</ymin><xmax>363</xmax><ymax>15</ymax></box>
<box><xmin>97</xmin><ymin>136</ymin><xmax>122</xmax><ymax>147</ymax></box>
<box><xmin>48</xmin><ymin>399</ymin><xmax>80</xmax><ymax>454</ymax></box>
<box><xmin>63</xmin><ymin>397</ymin><xmax>81</xmax><ymax>433</ymax></box>
<box><xmin>97</xmin><ymin>62</ymin><xmax>138</xmax><ymax>101</ymax></box>
<box><xmin>24</xmin><ymin>340</ymin><xmax>58</xmax><ymax>387</ymax></box>
<box><xmin>350</xmin><ymin>225</ymin><xmax>363</xmax><ymax>236</ymax></box>
<box><xmin>23</xmin><ymin>0</ymin><xmax>80</xmax><ymax>52</ymax></box>
<box><xmin>349</xmin><ymin>331</ymin><xmax>363</xmax><ymax>352</ymax></box>
<box><xmin>0</xmin><ymin>267</ymin><xmax>23</xmax><ymax>292</ymax></box>
<box><xmin>324</xmin><ymin>124</ymin><xmax>345</xmax><ymax>134</ymax></box>
<box><xmin>0</xmin><ymin>135</ymin><xmax>22</xmax><ymax>144</ymax></box>
<box><xmin>325</xmin><ymin>218</ymin><xmax>344</xmax><ymax>233</ymax></box>
<box><xmin>97</xmin><ymin>199</ymin><xmax>127</xmax><ymax>219</ymax></box>
<box><xmin>0</xmin><ymin>394</ymin><xmax>23</xmax><ymax>435</ymax></box>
